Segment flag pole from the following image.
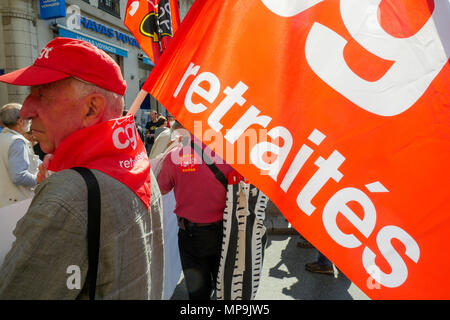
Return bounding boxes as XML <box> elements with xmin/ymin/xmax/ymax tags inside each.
<box><xmin>127</xmin><ymin>89</ymin><xmax>148</xmax><ymax>116</ymax></box>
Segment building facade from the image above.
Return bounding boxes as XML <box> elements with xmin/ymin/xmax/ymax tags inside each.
<box><xmin>0</xmin><ymin>0</ymin><xmax>194</xmax><ymax>125</ymax></box>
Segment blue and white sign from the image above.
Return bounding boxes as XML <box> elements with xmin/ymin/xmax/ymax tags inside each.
<box><xmin>79</xmin><ymin>16</ymin><xmax>140</xmax><ymax>49</ymax></box>
<box><xmin>58</xmin><ymin>26</ymin><xmax>128</xmax><ymax>58</ymax></box>
<box><xmin>40</xmin><ymin>0</ymin><xmax>66</xmax><ymax>20</ymax></box>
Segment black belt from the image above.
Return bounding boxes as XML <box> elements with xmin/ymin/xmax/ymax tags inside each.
<box><xmin>177</xmin><ymin>217</ymin><xmax>222</xmax><ymax>230</ymax></box>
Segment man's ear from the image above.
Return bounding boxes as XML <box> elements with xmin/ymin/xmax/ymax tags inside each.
<box><xmin>82</xmin><ymin>93</ymin><xmax>107</xmax><ymax>127</ymax></box>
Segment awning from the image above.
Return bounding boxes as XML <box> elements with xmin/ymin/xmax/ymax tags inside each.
<box><xmin>142</xmin><ymin>56</ymin><xmax>155</xmax><ymax>66</ymax></box>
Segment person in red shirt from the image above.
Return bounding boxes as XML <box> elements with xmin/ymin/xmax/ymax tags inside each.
<box><xmin>157</xmin><ymin>132</ymin><xmax>233</xmax><ymax>300</ymax></box>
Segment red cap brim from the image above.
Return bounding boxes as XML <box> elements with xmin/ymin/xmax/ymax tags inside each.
<box><xmin>0</xmin><ymin>65</ymin><xmax>71</xmax><ymax>86</ymax></box>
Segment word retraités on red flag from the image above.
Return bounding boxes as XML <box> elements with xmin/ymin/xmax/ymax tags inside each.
<box><xmin>124</xmin><ymin>0</ymin><xmax>180</xmax><ymax>64</ymax></box>
<box><xmin>143</xmin><ymin>0</ymin><xmax>450</xmax><ymax>299</ymax></box>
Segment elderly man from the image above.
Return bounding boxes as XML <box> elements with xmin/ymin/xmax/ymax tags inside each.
<box><xmin>0</xmin><ymin>103</ymin><xmax>40</xmax><ymax>208</ymax></box>
<box><xmin>0</xmin><ymin>37</ymin><xmax>164</xmax><ymax>299</ymax></box>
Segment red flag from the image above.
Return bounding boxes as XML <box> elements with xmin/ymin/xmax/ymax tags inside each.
<box><xmin>142</xmin><ymin>0</ymin><xmax>450</xmax><ymax>299</ymax></box>
<box><xmin>124</xmin><ymin>0</ymin><xmax>180</xmax><ymax>64</ymax></box>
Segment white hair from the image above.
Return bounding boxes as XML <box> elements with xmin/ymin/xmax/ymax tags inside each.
<box><xmin>0</xmin><ymin>103</ymin><xmax>22</xmax><ymax>127</ymax></box>
<box><xmin>71</xmin><ymin>77</ymin><xmax>124</xmax><ymax>119</ymax></box>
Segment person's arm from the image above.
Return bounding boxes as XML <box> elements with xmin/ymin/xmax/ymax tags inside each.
<box><xmin>149</xmin><ymin>130</ymin><xmax>171</xmax><ymax>159</ymax></box>
<box><xmin>8</xmin><ymin>139</ymin><xmax>39</xmax><ymax>187</ymax></box>
<box><xmin>0</xmin><ymin>173</ymin><xmax>88</xmax><ymax>299</ymax></box>
<box><xmin>156</xmin><ymin>154</ymin><xmax>175</xmax><ymax>195</ymax></box>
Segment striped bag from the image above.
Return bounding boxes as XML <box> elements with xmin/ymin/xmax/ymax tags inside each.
<box><xmin>216</xmin><ymin>180</ymin><xmax>269</xmax><ymax>300</ymax></box>
<box><xmin>189</xmin><ymin>140</ymin><xmax>268</xmax><ymax>300</ymax></box>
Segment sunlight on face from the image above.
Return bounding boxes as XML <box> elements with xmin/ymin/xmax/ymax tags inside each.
<box><xmin>20</xmin><ymin>78</ymin><xmax>86</xmax><ymax>154</ymax></box>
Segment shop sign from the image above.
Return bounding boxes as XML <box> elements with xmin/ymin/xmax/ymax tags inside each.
<box><xmin>40</xmin><ymin>0</ymin><xmax>66</xmax><ymax>20</ymax></box>
<box><xmin>80</xmin><ymin>16</ymin><xmax>140</xmax><ymax>49</ymax></box>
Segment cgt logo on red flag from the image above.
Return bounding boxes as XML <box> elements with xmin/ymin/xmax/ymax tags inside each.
<box><xmin>48</xmin><ymin>116</ymin><xmax>152</xmax><ymax>209</ymax></box>
<box><xmin>144</xmin><ymin>0</ymin><xmax>450</xmax><ymax>299</ymax></box>
<box><xmin>125</xmin><ymin>0</ymin><xmax>161</xmax><ymax>63</ymax></box>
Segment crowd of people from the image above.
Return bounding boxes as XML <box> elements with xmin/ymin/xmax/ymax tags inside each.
<box><xmin>0</xmin><ymin>37</ymin><xmax>242</xmax><ymax>300</ymax></box>
<box><xmin>0</xmin><ymin>37</ymin><xmax>335</xmax><ymax>300</ymax></box>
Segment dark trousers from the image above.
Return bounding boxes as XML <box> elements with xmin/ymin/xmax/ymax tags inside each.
<box><xmin>145</xmin><ymin>143</ymin><xmax>153</xmax><ymax>155</ymax></box>
<box><xmin>177</xmin><ymin>223</ymin><xmax>223</xmax><ymax>300</ymax></box>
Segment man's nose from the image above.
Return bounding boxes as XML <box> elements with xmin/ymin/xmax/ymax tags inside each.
<box><xmin>20</xmin><ymin>95</ymin><xmax>37</xmax><ymax>119</ymax></box>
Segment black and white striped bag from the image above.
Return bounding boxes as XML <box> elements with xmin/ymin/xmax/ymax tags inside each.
<box><xmin>190</xmin><ymin>140</ymin><xmax>269</xmax><ymax>300</ymax></box>
<box><xmin>216</xmin><ymin>181</ymin><xmax>269</xmax><ymax>300</ymax></box>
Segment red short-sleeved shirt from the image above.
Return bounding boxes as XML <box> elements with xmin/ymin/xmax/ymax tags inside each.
<box><xmin>157</xmin><ymin>141</ymin><xmax>234</xmax><ymax>223</ymax></box>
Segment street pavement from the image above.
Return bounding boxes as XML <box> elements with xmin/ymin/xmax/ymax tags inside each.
<box><xmin>170</xmin><ymin>233</ymin><xmax>369</xmax><ymax>300</ymax></box>
<box><xmin>170</xmin><ymin>201</ymin><xmax>370</xmax><ymax>300</ymax></box>
<box><xmin>254</xmin><ymin>234</ymin><xmax>369</xmax><ymax>300</ymax></box>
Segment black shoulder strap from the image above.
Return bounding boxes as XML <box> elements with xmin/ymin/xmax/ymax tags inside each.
<box><xmin>72</xmin><ymin>167</ymin><xmax>101</xmax><ymax>301</ymax></box>
<box><xmin>191</xmin><ymin>140</ymin><xmax>228</xmax><ymax>190</ymax></box>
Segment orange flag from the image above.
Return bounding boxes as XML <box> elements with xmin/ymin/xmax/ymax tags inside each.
<box><xmin>143</xmin><ymin>0</ymin><xmax>450</xmax><ymax>299</ymax></box>
<box><xmin>124</xmin><ymin>0</ymin><xmax>180</xmax><ymax>64</ymax></box>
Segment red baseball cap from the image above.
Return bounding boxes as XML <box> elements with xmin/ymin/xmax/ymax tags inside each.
<box><xmin>0</xmin><ymin>37</ymin><xmax>126</xmax><ymax>95</ymax></box>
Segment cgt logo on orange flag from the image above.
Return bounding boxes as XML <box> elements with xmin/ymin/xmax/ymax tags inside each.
<box><xmin>125</xmin><ymin>0</ymin><xmax>180</xmax><ymax>63</ymax></box>
<box><xmin>144</xmin><ymin>0</ymin><xmax>450</xmax><ymax>299</ymax></box>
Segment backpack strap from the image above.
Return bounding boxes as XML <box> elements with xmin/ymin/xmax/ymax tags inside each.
<box><xmin>72</xmin><ymin>167</ymin><xmax>101</xmax><ymax>301</ymax></box>
<box><xmin>190</xmin><ymin>140</ymin><xmax>228</xmax><ymax>190</ymax></box>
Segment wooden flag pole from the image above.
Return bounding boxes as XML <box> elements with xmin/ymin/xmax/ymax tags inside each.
<box><xmin>127</xmin><ymin>89</ymin><xmax>148</xmax><ymax>116</ymax></box>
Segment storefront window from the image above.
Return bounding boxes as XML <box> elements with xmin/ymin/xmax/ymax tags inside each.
<box><xmin>98</xmin><ymin>0</ymin><xmax>120</xmax><ymax>18</ymax></box>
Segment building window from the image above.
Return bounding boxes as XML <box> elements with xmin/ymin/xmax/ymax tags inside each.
<box><xmin>98</xmin><ymin>0</ymin><xmax>120</xmax><ymax>18</ymax></box>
